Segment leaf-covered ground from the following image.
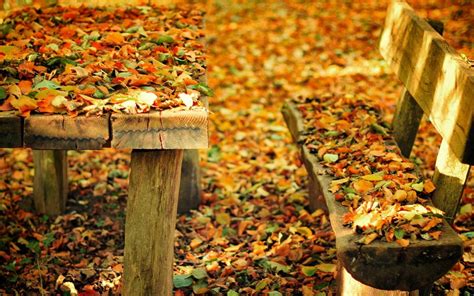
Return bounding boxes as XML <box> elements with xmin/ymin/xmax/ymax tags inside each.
<box><xmin>0</xmin><ymin>0</ymin><xmax>473</xmax><ymax>295</ymax></box>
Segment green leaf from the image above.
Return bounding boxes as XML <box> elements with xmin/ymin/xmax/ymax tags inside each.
<box><xmin>459</xmin><ymin>204</ymin><xmax>472</xmax><ymax>215</ymax></box>
<box><xmin>43</xmin><ymin>232</ymin><xmax>55</xmax><ymax>248</ymax></box>
<box><xmin>189</xmin><ymin>83</ymin><xmax>214</xmax><ymax>97</ymax></box>
<box><xmin>411</xmin><ymin>182</ymin><xmax>424</xmax><ymax>192</ymax></box>
<box><xmin>0</xmin><ymin>87</ymin><xmax>7</xmax><ymax>100</ymax></box>
<box><xmin>420</xmin><ymin>233</ymin><xmax>432</xmax><ymax>240</ymax></box>
<box><xmin>394</xmin><ymin>228</ymin><xmax>405</xmax><ymax>240</ymax></box>
<box><xmin>153</xmin><ymin>35</ymin><xmax>175</xmax><ymax>45</ymax></box>
<box><xmin>45</xmin><ymin>56</ymin><xmax>77</xmax><ymax>67</ymax></box>
<box><xmin>264</xmin><ymin>260</ymin><xmax>290</xmax><ymax>274</ymax></box>
<box><xmin>173</xmin><ymin>274</ymin><xmax>193</xmax><ymax>288</ymax></box>
<box><xmin>255</xmin><ymin>279</ymin><xmax>269</xmax><ymax>291</ymax></box>
<box><xmin>207</xmin><ymin>145</ymin><xmax>221</xmax><ymax>163</ymax></box>
<box><xmin>371</xmin><ymin>123</ymin><xmax>388</xmax><ymax>136</ymax></box>
<box><xmin>0</xmin><ymin>22</ymin><xmax>13</xmax><ymax>36</ymax></box>
<box><xmin>33</xmin><ymin>79</ymin><xmax>60</xmax><ymax>90</ymax></box>
<box><xmin>324</xmin><ymin>130</ymin><xmax>339</xmax><ymax>137</ymax></box>
<box><xmin>93</xmin><ymin>90</ymin><xmax>105</xmax><ymax>99</ymax></box>
<box><xmin>269</xmin><ymin>292</ymin><xmax>282</xmax><ymax>296</ymax></box>
<box><xmin>463</xmin><ymin>232</ymin><xmax>474</xmax><ymax>238</ymax></box>
<box><xmin>27</xmin><ymin>240</ymin><xmax>41</xmax><ymax>254</ymax></box>
<box><xmin>192</xmin><ymin>268</ymin><xmax>208</xmax><ymax>280</ymax></box>
<box><xmin>302</xmin><ymin>266</ymin><xmax>317</xmax><ymax>276</ymax></box>
<box><xmin>227</xmin><ymin>290</ymin><xmax>239</xmax><ymax>296</ymax></box>
<box><xmin>323</xmin><ymin>153</ymin><xmax>338</xmax><ymax>163</ymax></box>
<box><xmin>315</xmin><ymin>263</ymin><xmax>336</xmax><ymax>273</ymax></box>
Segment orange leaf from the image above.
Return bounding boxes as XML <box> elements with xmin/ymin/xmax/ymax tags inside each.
<box><xmin>18</xmin><ymin>80</ymin><xmax>32</xmax><ymax>94</ymax></box>
<box><xmin>11</xmin><ymin>95</ymin><xmax>38</xmax><ymax>116</ymax></box>
<box><xmin>423</xmin><ymin>180</ymin><xmax>436</xmax><ymax>194</ymax></box>
<box><xmin>104</xmin><ymin>32</ymin><xmax>125</xmax><ymax>44</ymax></box>
<box><xmin>396</xmin><ymin>238</ymin><xmax>410</xmax><ymax>247</ymax></box>
<box><xmin>59</xmin><ymin>26</ymin><xmax>77</xmax><ymax>39</ymax></box>
<box><xmin>0</xmin><ymin>96</ymin><xmax>14</xmax><ymax>111</ymax></box>
<box><xmin>353</xmin><ymin>179</ymin><xmax>373</xmax><ymax>193</ymax></box>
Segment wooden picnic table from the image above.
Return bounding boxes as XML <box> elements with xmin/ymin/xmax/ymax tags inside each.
<box><xmin>0</xmin><ymin>108</ymin><xmax>208</xmax><ymax>295</ymax></box>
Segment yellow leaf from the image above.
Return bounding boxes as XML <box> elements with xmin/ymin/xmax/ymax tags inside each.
<box><xmin>315</xmin><ymin>263</ymin><xmax>336</xmax><ymax>273</ymax></box>
<box><xmin>296</xmin><ymin>227</ymin><xmax>313</xmax><ymax>237</ymax></box>
<box><xmin>216</xmin><ymin>212</ymin><xmax>230</xmax><ymax>225</ymax></box>
<box><xmin>361</xmin><ymin>172</ymin><xmax>384</xmax><ymax>181</ymax></box>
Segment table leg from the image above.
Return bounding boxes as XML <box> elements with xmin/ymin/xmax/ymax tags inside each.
<box><xmin>32</xmin><ymin>150</ymin><xmax>68</xmax><ymax>215</ymax></box>
<box><xmin>124</xmin><ymin>149</ymin><xmax>183</xmax><ymax>296</ymax></box>
<box><xmin>178</xmin><ymin>149</ymin><xmax>201</xmax><ymax>214</ymax></box>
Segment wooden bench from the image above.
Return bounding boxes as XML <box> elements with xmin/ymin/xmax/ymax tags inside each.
<box><xmin>282</xmin><ymin>0</ymin><xmax>472</xmax><ymax>294</ymax></box>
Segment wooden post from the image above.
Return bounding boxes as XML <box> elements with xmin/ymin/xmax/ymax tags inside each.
<box><xmin>124</xmin><ymin>149</ymin><xmax>183</xmax><ymax>296</ymax></box>
<box><xmin>178</xmin><ymin>149</ymin><xmax>201</xmax><ymax>214</ymax></box>
<box><xmin>432</xmin><ymin>140</ymin><xmax>471</xmax><ymax>220</ymax></box>
<box><xmin>32</xmin><ymin>150</ymin><xmax>68</xmax><ymax>215</ymax></box>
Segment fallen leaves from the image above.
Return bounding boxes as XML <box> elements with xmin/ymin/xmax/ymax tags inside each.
<box><xmin>0</xmin><ymin>4</ymin><xmax>209</xmax><ymax>116</ymax></box>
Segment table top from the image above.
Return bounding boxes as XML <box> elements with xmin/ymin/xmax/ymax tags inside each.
<box><xmin>0</xmin><ymin>5</ymin><xmax>209</xmax><ymax>150</ymax></box>
<box><xmin>0</xmin><ymin>107</ymin><xmax>208</xmax><ymax>150</ymax></box>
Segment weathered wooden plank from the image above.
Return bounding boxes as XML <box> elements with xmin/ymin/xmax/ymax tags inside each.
<box><xmin>111</xmin><ymin>109</ymin><xmax>208</xmax><ymax>149</ymax></box>
<box><xmin>160</xmin><ymin>109</ymin><xmax>208</xmax><ymax>149</ymax></box>
<box><xmin>379</xmin><ymin>0</ymin><xmax>474</xmax><ymax>164</ymax></box>
<box><xmin>282</xmin><ymin>101</ymin><xmax>463</xmax><ymax>291</ymax></box>
<box><xmin>0</xmin><ymin>112</ymin><xmax>22</xmax><ymax>147</ymax></box>
<box><xmin>391</xmin><ymin>89</ymin><xmax>423</xmax><ymax>158</ymax></box>
<box><xmin>390</xmin><ymin>20</ymin><xmax>443</xmax><ymax>159</ymax></box>
<box><xmin>432</xmin><ymin>140</ymin><xmax>471</xmax><ymax>220</ymax></box>
<box><xmin>178</xmin><ymin>149</ymin><xmax>201</xmax><ymax>214</ymax></box>
<box><xmin>124</xmin><ymin>149</ymin><xmax>183</xmax><ymax>296</ymax></box>
<box><xmin>24</xmin><ymin>114</ymin><xmax>109</xmax><ymax>150</ymax></box>
<box><xmin>338</xmin><ymin>264</ymin><xmax>416</xmax><ymax>296</ymax></box>
<box><xmin>32</xmin><ymin>150</ymin><xmax>68</xmax><ymax>215</ymax></box>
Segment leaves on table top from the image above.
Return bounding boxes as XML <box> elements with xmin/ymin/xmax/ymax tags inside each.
<box><xmin>0</xmin><ymin>4</ymin><xmax>210</xmax><ymax>116</ymax></box>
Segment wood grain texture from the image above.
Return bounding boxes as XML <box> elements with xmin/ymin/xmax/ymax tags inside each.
<box><xmin>111</xmin><ymin>109</ymin><xmax>208</xmax><ymax>149</ymax></box>
<box><xmin>32</xmin><ymin>150</ymin><xmax>68</xmax><ymax>215</ymax></box>
<box><xmin>282</xmin><ymin>100</ymin><xmax>463</xmax><ymax>291</ymax></box>
<box><xmin>379</xmin><ymin>0</ymin><xmax>474</xmax><ymax>164</ymax></box>
<box><xmin>432</xmin><ymin>140</ymin><xmax>471</xmax><ymax>220</ymax></box>
<box><xmin>178</xmin><ymin>149</ymin><xmax>201</xmax><ymax>214</ymax></box>
<box><xmin>390</xmin><ymin>20</ymin><xmax>443</xmax><ymax>159</ymax></box>
<box><xmin>124</xmin><ymin>149</ymin><xmax>183</xmax><ymax>296</ymax></box>
<box><xmin>25</xmin><ymin>114</ymin><xmax>109</xmax><ymax>150</ymax></box>
<box><xmin>0</xmin><ymin>112</ymin><xmax>22</xmax><ymax>147</ymax></box>
<box><xmin>337</xmin><ymin>264</ymin><xmax>416</xmax><ymax>296</ymax></box>
<box><xmin>391</xmin><ymin>89</ymin><xmax>423</xmax><ymax>158</ymax></box>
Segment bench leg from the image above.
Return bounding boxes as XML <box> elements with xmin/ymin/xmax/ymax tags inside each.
<box><xmin>32</xmin><ymin>150</ymin><xmax>68</xmax><ymax>215</ymax></box>
<box><xmin>432</xmin><ymin>140</ymin><xmax>470</xmax><ymax>220</ymax></box>
<box><xmin>124</xmin><ymin>149</ymin><xmax>183</xmax><ymax>296</ymax></box>
<box><xmin>337</xmin><ymin>263</ymin><xmax>422</xmax><ymax>296</ymax></box>
<box><xmin>178</xmin><ymin>149</ymin><xmax>201</xmax><ymax>214</ymax></box>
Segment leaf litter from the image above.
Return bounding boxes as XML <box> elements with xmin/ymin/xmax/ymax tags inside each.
<box><xmin>0</xmin><ymin>0</ymin><xmax>473</xmax><ymax>295</ymax></box>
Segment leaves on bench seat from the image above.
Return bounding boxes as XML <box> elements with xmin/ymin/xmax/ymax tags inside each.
<box><xmin>289</xmin><ymin>95</ymin><xmax>445</xmax><ymax>246</ymax></box>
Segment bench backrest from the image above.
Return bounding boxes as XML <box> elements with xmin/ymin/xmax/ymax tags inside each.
<box><xmin>379</xmin><ymin>0</ymin><xmax>472</xmax><ymax>219</ymax></box>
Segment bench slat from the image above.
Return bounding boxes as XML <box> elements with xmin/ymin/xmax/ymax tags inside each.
<box><xmin>379</xmin><ymin>0</ymin><xmax>474</xmax><ymax>165</ymax></box>
<box><xmin>282</xmin><ymin>101</ymin><xmax>463</xmax><ymax>291</ymax></box>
